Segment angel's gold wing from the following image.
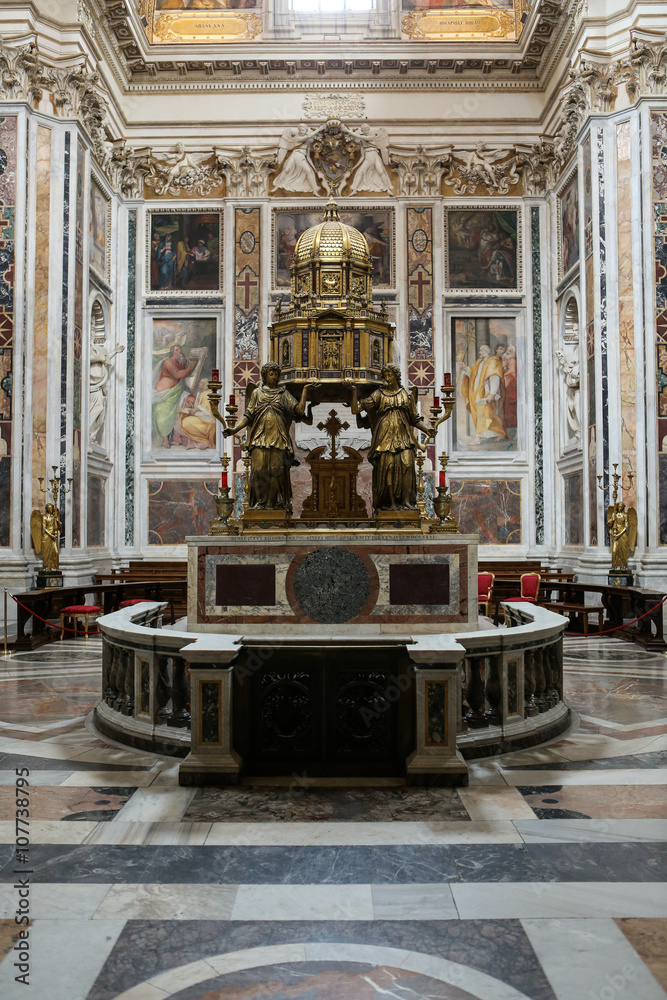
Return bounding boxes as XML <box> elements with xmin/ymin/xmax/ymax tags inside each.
<box><xmin>30</xmin><ymin>509</ymin><xmax>43</xmax><ymax>555</ymax></box>
<box><xmin>606</xmin><ymin>505</ymin><xmax>615</xmax><ymax>530</ymax></box>
<box><xmin>627</xmin><ymin>506</ymin><xmax>638</xmax><ymax>552</ymax></box>
<box><xmin>245</xmin><ymin>380</ymin><xmax>258</xmax><ymax>411</ymax></box>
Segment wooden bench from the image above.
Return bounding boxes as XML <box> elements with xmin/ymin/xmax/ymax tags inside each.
<box><xmin>544</xmin><ymin>601</ymin><xmax>604</xmax><ymax>635</ymax></box>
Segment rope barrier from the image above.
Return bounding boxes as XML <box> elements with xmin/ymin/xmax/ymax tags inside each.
<box><xmin>562</xmin><ymin>594</ymin><xmax>667</xmax><ymax>638</ymax></box>
<box><xmin>9</xmin><ymin>593</ymin><xmax>101</xmax><ymax>635</ymax></box>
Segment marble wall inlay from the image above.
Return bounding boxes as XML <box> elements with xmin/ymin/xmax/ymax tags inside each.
<box><xmin>59</xmin><ymin>131</ymin><xmax>70</xmax><ymax>546</ymax></box>
<box><xmin>531</xmin><ymin>206</ymin><xmax>544</xmax><ymax>545</ymax></box>
<box><xmin>0</xmin><ymin>115</ymin><xmax>16</xmax><ymax>547</ymax></box>
<box><xmin>616</xmin><ymin>121</ymin><xmax>636</xmax><ymax>510</ymax></box>
<box><xmin>652</xmin><ymin>111</ymin><xmax>667</xmax><ymax>543</ymax></box>
<box><xmin>32</xmin><ymin>125</ymin><xmax>51</xmax><ymax>510</ymax></box>
<box><xmin>124</xmin><ymin>209</ymin><xmax>137</xmax><ymax>547</ymax></box>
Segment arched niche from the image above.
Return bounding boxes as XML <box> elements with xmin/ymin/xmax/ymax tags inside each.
<box><xmin>556</xmin><ymin>291</ymin><xmax>582</xmax><ymax>448</ymax></box>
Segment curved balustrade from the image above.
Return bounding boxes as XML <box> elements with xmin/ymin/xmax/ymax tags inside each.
<box><xmin>95</xmin><ymin>601</ymin><xmax>571</xmax><ymax>772</ymax></box>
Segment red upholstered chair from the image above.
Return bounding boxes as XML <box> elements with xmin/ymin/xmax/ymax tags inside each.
<box><xmin>119</xmin><ymin>599</ymin><xmax>153</xmax><ymax>608</ymax></box>
<box><xmin>478</xmin><ymin>572</ymin><xmax>495</xmax><ymax>618</ymax></box>
<box><xmin>503</xmin><ymin>573</ymin><xmax>541</xmax><ymax>621</ymax></box>
<box><xmin>60</xmin><ymin>604</ymin><xmax>102</xmax><ymax>640</ymax></box>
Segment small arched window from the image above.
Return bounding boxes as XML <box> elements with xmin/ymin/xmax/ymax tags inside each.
<box><xmin>563</xmin><ymin>296</ymin><xmax>579</xmax><ymax>343</ymax></box>
<box><xmin>292</xmin><ymin>0</ymin><xmax>374</xmax><ymax>10</ymax></box>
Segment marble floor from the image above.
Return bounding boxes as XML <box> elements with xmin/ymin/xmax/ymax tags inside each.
<box><xmin>0</xmin><ymin>636</ymin><xmax>665</xmax><ymax>1000</ymax></box>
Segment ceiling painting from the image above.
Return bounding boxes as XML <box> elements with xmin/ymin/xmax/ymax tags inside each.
<box><xmin>402</xmin><ymin>0</ymin><xmax>527</xmax><ymax>42</ymax></box>
<box><xmin>145</xmin><ymin>0</ymin><xmax>261</xmax><ymax>44</ymax></box>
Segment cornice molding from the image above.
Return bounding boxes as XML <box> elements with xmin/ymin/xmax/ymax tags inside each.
<box><xmin>2</xmin><ymin>29</ymin><xmax>665</xmax><ymax>199</ymax></box>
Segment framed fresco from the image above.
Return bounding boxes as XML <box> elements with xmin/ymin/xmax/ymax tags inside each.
<box><xmin>450</xmin><ymin>316</ymin><xmax>519</xmax><ymax>452</ymax></box>
<box><xmin>89</xmin><ymin>178</ymin><xmax>111</xmax><ymax>281</ymax></box>
<box><xmin>147</xmin><ymin>480</ymin><xmax>219</xmax><ymax>545</ymax></box>
<box><xmin>149</xmin><ymin>316</ymin><xmax>218</xmax><ymax>455</ymax></box>
<box><xmin>445</xmin><ymin>206</ymin><xmax>521</xmax><ymax>294</ymax></box>
<box><xmin>147</xmin><ymin>210</ymin><xmax>222</xmax><ymax>296</ymax></box>
<box><xmin>272</xmin><ymin>206</ymin><xmax>395</xmax><ymax>290</ymax></box>
<box><xmin>558</xmin><ymin>169</ymin><xmax>580</xmax><ymax>279</ymax></box>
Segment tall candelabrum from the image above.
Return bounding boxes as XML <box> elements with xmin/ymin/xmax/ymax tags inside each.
<box><xmin>427</xmin><ymin>378</ymin><xmax>458</xmax><ymax>534</ymax></box>
<box><xmin>207</xmin><ymin>372</ymin><xmax>239</xmax><ymax>536</ymax></box>
<box><xmin>38</xmin><ymin>466</ymin><xmax>73</xmax><ymax>508</ymax></box>
<box><xmin>597</xmin><ymin>462</ymin><xmax>637</xmax><ymax>583</ymax></box>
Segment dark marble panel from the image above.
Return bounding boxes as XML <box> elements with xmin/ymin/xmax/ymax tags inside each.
<box><xmin>0</xmin><ymin>753</ymin><xmax>152</xmax><ymax>772</ymax></box>
<box><xmin>372</xmin><ymin>845</ymin><xmax>459</xmax><ymax>884</ymax></box>
<box><xmin>0</xmin><ymin>845</ymin><xmax>151</xmax><ymax>883</ymax></box>
<box><xmin>525</xmin><ymin>842</ymin><xmax>667</xmax><ymax>883</ymax></box>
<box><xmin>184</xmin><ymin>786</ymin><xmax>469</xmax><ymax>822</ymax></box>
<box><xmin>87</xmin><ymin>474</ymin><xmax>106</xmax><ymax>547</ymax></box>
<box><xmin>389</xmin><ymin>564</ymin><xmax>449</xmax><ymax>606</ymax></box>
<box><xmin>216</xmin><ymin>564</ymin><xmax>275</xmax><ymax>606</ymax></box>
<box><xmin>200</xmin><ymin>681</ymin><xmax>220</xmax><ymax>744</ymax></box>
<box><xmin>426</xmin><ymin>680</ymin><xmax>446</xmax><ymax>745</ymax></box>
<box><xmin>88</xmin><ymin>920</ymin><xmax>556</xmax><ymax>1000</ymax></box>
<box><xmin>450</xmin><ymin>844</ymin><xmax>543</xmax><ymax>883</ymax></box>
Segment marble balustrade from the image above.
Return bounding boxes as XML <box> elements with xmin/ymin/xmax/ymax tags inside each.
<box><xmin>95</xmin><ymin>602</ymin><xmax>570</xmax><ymax>766</ymax></box>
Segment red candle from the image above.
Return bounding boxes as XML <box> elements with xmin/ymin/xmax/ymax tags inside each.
<box><xmin>433</xmin><ymin>396</ymin><xmax>440</xmax><ymax>408</ymax></box>
<box><xmin>229</xmin><ymin>393</ymin><xmax>236</xmax><ymax>405</ymax></box>
<box><xmin>443</xmin><ymin>372</ymin><xmax>452</xmax><ymax>387</ymax></box>
<box><xmin>211</xmin><ymin>369</ymin><xmax>220</xmax><ymax>382</ymax></box>
<box><xmin>439</xmin><ymin>471</ymin><xmax>446</xmax><ymax>487</ymax></box>
<box><xmin>221</xmin><ymin>472</ymin><xmax>228</xmax><ymax>488</ymax></box>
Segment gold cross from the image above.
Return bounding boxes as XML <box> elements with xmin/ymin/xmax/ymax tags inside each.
<box><xmin>317</xmin><ymin>409</ymin><xmax>349</xmax><ymax>460</ymax></box>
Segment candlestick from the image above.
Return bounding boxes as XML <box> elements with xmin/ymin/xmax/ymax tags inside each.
<box><xmin>439</xmin><ymin>470</ymin><xmax>445</xmax><ymax>487</ymax></box>
<box><xmin>229</xmin><ymin>393</ymin><xmax>236</xmax><ymax>405</ymax></box>
<box><xmin>433</xmin><ymin>396</ymin><xmax>440</xmax><ymax>408</ymax></box>
<box><xmin>443</xmin><ymin>373</ymin><xmax>452</xmax><ymax>387</ymax></box>
<box><xmin>221</xmin><ymin>472</ymin><xmax>228</xmax><ymax>488</ymax></box>
<box><xmin>211</xmin><ymin>368</ymin><xmax>220</xmax><ymax>382</ymax></box>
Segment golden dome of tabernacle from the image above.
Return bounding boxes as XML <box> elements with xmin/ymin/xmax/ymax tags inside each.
<box><xmin>269</xmin><ymin>196</ymin><xmax>393</xmax><ymax>398</ymax></box>
<box><xmin>292</xmin><ymin>197</ymin><xmax>372</xmax><ymax>270</ymax></box>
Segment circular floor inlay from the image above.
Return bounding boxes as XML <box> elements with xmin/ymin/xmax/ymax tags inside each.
<box><xmin>293</xmin><ymin>547</ymin><xmax>370</xmax><ymax>623</ymax></box>
<box><xmin>170</xmin><ymin>962</ymin><xmax>479</xmax><ymax>1000</ymax></box>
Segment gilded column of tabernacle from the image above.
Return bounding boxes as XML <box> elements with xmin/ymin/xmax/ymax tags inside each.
<box><xmin>32</xmin><ymin>126</ymin><xmax>52</xmax><ymax>512</ymax></box>
<box><xmin>406</xmin><ymin>207</ymin><xmax>436</xmax><ymax>476</ymax></box>
<box><xmin>0</xmin><ymin>115</ymin><xmax>17</xmax><ymax>547</ymax></box>
<box><xmin>232</xmin><ymin>208</ymin><xmax>261</xmax><ymax>485</ymax></box>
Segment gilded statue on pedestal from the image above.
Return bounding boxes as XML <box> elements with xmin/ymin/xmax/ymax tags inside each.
<box><xmin>348</xmin><ymin>364</ymin><xmax>435</xmax><ymax>512</ymax></box>
<box><xmin>30</xmin><ymin>503</ymin><xmax>62</xmax><ymax>572</ymax></box>
<box><xmin>224</xmin><ymin>362</ymin><xmax>319</xmax><ymax>512</ymax></box>
<box><xmin>607</xmin><ymin>502</ymin><xmax>637</xmax><ymax>572</ymax></box>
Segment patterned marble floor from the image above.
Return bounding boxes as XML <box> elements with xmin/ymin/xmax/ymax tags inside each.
<box><xmin>0</xmin><ymin>636</ymin><xmax>665</xmax><ymax>1000</ymax></box>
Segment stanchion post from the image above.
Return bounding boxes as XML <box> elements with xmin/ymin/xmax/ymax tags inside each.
<box><xmin>3</xmin><ymin>587</ymin><xmax>8</xmax><ymax>657</ymax></box>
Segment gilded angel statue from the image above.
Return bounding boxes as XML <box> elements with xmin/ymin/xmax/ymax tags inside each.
<box><xmin>607</xmin><ymin>502</ymin><xmax>637</xmax><ymax>572</ymax></box>
<box><xmin>30</xmin><ymin>503</ymin><xmax>62</xmax><ymax>572</ymax></box>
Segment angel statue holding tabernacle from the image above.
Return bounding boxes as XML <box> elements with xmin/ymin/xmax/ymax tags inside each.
<box><xmin>30</xmin><ymin>503</ymin><xmax>62</xmax><ymax>573</ymax></box>
<box><xmin>346</xmin><ymin>364</ymin><xmax>435</xmax><ymax>512</ymax></box>
<box><xmin>223</xmin><ymin>362</ymin><xmax>320</xmax><ymax>512</ymax></box>
<box><xmin>607</xmin><ymin>502</ymin><xmax>637</xmax><ymax>572</ymax></box>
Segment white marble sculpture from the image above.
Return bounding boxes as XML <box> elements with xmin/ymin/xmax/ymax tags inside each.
<box><xmin>345</xmin><ymin>124</ymin><xmax>393</xmax><ymax>195</ymax></box>
<box><xmin>555</xmin><ymin>349</ymin><xmax>581</xmax><ymax>443</ymax></box>
<box><xmin>89</xmin><ymin>341</ymin><xmax>125</xmax><ymax>445</ymax></box>
<box><xmin>273</xmin><ymin>124</ymin><xmax>326</xmax><ymax>194</ymax></box>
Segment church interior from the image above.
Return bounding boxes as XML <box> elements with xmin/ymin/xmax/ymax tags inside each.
<box><xmin>0</xmin><ymin>0</ymin><xmax>667</xmax><ymax>997</ymax></box>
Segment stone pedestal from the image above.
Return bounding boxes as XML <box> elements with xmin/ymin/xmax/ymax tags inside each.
<box><xmin>187</xmin><ymin>531</ymin><xmax>478</xmax><ymax>635</ymax></box>
<box><xmin>405</xmin><ymin>635</ymin><xmax>469</xmax><ymax>786</ymax></box>
<box><xmin>178</xmin><ymin>636</ymin><xmax>242</xmax><ymax>786</ymax></box>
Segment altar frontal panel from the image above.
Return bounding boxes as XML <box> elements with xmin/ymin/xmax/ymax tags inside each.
<box><xmin>190</xmin><ymin>536</ymin><xmax>477</xmax><ymax>632</ymax></box>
